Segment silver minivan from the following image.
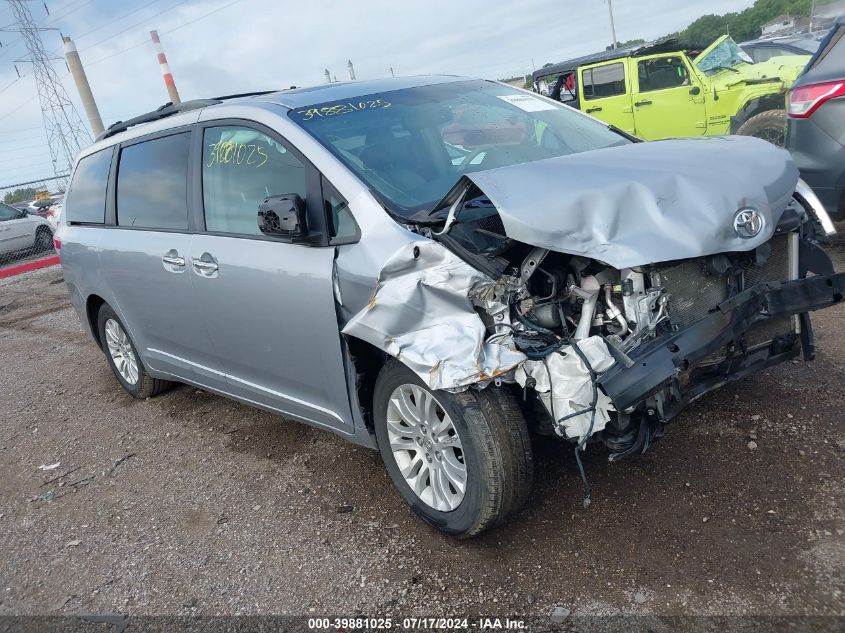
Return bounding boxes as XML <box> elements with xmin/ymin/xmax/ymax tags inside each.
<box><xmin>57</xmin><ymin>76</ymin><xmax>844</xmax><ymax>537</ymax></box>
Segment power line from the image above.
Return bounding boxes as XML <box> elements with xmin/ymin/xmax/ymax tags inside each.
<box><xmin>0</xmin><ymin>91</ymin><xmax>39</xmax><ymax>123</ymax></box>
<box><xmin>43</xmin><ymin>0</ymin><xmax>97</xmax><ymax>26</ymax></box>
<box><xmin>86</xmin><ymin>0</ymin><xmax>246</xmax><ymax>67</ymax></box>
<box><xmin>62</xmin><ymin>0</ymin><xmax>165</xmax><ymax>45</ymax></box>
<box><xmin>76</xmin><ymin>0</ymin><xmax>193</xmax><ymax>55</ymax></box>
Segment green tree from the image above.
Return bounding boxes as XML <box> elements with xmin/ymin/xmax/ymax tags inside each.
<box><xmin>674</xmin><ymin>0</ymin><xmax>814</xmax><ymax>47</ymax></box>
<box><xmin>3</xmin><ymin>187</ymin><xmax>37</xmax><ymax>205</ymax></box>
<box><xmin>606</xmin><ymin>38</ymin><xmax>646</xmax><ymax>51</ymax></box>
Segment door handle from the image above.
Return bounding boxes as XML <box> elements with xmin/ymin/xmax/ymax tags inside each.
<box><xmin>634</xmin><ymin>100</ymin><xmax>653</xmax><ymax>107</ymax></box>
<box><xmin>585</xmin><ymin>106</ymin><xmax>602</xmax><ymax>113</ymax></box>
<box><xmin>192</xmin><ymin>259</ymin><xmax>218</xmax><ymax>273</ymax></box>
<box><xmin>162</xmin><ymin>255</ymin><xmax>185</xmax><ymax>267</ymax></box>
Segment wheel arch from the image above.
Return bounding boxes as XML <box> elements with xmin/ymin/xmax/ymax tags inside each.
<box><xmin>344</xmin><ymin>334</ymin><xmax>391</xmax><ymax>436</ymax></box>
<box><xmin>730</xmin><ymin>93</ymin><xmax>787</xmax><ymax>133</ymax></box>
<box><xmin>85</xmin><ymin>294</ymin><xmax>107</xmax><ymax>348</ymax></box>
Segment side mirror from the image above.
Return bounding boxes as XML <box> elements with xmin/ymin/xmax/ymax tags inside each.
<box><xmin>258</xmin><ymin>194</ymin><xmax>307</xmax><ymax>239</ymax></box>
<box><xmin>17</xmin><ymin>209</ymin><xmax>29</xmax><ymax>219</ymax></box>
<box><xmin>689</xmin><ymin>86</ymin><xmax>701</xmax><ymax>95</ymax></box>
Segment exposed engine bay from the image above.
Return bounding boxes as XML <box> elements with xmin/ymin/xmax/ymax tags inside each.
<box><xmin>344</xmin><ymin>177</ymin><xmax>840</xmax><ymax>454</ymax></box>
<box><xmin>426</xmin><ymin>184</ymin><xmax>815</xmax><ymax>453</ymax></box>
<box><xmin>340</xmin><ymin>135</ymin><xmax>845</xmax><ymax>506</ymax></box>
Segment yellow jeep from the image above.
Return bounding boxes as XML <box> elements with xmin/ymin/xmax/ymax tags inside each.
<box><xmin>532</xmin><ymin>36</ymin><xmax>810</xmax><ymax>145</ymax></box>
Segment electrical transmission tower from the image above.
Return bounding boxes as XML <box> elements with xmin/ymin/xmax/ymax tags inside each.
<box><xmin>5</xmin><ymin>0</ymin><xmax>91</xmax><ymax>189</ymax></box>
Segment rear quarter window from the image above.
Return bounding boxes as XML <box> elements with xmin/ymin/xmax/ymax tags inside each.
<box><xmin>116</xmin><ymin>132</ymin><xmax>190</xmax><ymax>230</ymax></box>
<box><xmin>65</xmin><ymin>148</ymin><xmax>113</xmax><ymax>224</ymax></box>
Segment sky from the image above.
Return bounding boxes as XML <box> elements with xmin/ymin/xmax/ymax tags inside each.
<box><xmin>0</xmin><ymin>0</ymin><xmax>756</xmax><ymax>189</ymax></box>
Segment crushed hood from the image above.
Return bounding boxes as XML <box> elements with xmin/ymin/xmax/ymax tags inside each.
<box><xmin>461</xmin><ymin>135</ymin><xmax>799</xmax><ymax>268</ymax></box>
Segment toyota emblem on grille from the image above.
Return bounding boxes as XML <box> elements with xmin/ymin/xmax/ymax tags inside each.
<box><xmin>733</xmin><ymin>208</ymin><xmax>764</xmax><ymax>239</ymax></box>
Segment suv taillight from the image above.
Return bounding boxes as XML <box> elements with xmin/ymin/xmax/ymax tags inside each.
<box><xmin>787</xmin><ymin>81</ymin><xmax>845</xmax><ymax>118</ymax></box>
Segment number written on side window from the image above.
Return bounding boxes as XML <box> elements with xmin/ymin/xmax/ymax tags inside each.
<box><xmin>202</xmin><ymin>126</ymin><xmax>306</xmax><ymax>236</ymax></box>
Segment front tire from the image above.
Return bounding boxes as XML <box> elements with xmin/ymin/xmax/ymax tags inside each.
<box><xmin>736</xmin><ymin>109</ymin><xmax>787</xmax><ymax>146</ymax></box>
<box><xmin>373</xmin><ymin>360</ymin><xmax>533</xmax><ymax>538</ymax></box>
<box><xmin>97</xmin><ymin>304</ymin><xmax>171</xmax><ymax>399</ymax></box>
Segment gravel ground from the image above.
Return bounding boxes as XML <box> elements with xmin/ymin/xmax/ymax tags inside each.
<box><xmin>0</xmin><ymin>240</ymin><xmax>843</xmax><ymax>630</ymax></box>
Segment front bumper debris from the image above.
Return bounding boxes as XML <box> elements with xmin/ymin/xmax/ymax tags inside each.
<box><xmin>599</xmin><ymin>272</ymin><xmax>845</xmax><ymax>413</ymax></box>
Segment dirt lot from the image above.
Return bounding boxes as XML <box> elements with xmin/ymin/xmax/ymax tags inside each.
<box><xmin>0</xmin><ymin>242</ymin><xmax>843</xmax><ymax>630</ymax></box>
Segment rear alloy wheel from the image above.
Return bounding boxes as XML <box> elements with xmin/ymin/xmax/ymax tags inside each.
<box><xmin>374</xmin><ymin>360</ymin><xmax>533</xmax><ymax>538</ymax></box>
<box><xmin>96</xmin><ymin>304</ymin><xmax>172</xmax><ymax>399</ymax></box>
<box><xmin>736</xmin><ymin>109</ymin><xmax>788</xmax><ymax>147</ymax></box>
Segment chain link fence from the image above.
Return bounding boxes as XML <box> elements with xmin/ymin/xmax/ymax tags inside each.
<box><xmin>0</xmin><ymin>181</ymin><xmax>63</xmax><ymax>277</ymax></box>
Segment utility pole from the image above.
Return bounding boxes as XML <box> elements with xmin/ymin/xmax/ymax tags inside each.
<box><xmin>347</xmin><ymin>59</ymin><xmax>356</xmax><ymax>81</ymax></box>
<box><xmin>4</xmin><ymin>0</ymin><xmax>91</xmax><ymax>188</ymax></box>
<box><xmin>150</xmin><ymin>30</ymin><xmax>180</xmax><ymax>104</ymax></box>
<box><xmin>607</xmin><ymin>0</ymin><xmax>618</xmax><ymax>49</ymax></box>
<box><xmin>63</xmin><ymin>36</ymin><xmax>103</xmax><ymax>136</ymax></box>
<box><xmin>809</xmin><ymin>0</ymin><xmax>816</xmax><ymax>32</ymax></box>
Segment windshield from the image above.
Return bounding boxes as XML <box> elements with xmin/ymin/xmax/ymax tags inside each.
<box><xmin>793</xmin><ymin>39</ymin><xmax>821</xmax><ymax>53</ymax></box>
<box><xmin>288</xmin><ymin>79</ymin><xmax>628</xmax><ymax>217</ymax></box>
<box><xmin>696</xmin><ymin>36</ymin><xmax>754</xmax><ymax>74</ymax></box>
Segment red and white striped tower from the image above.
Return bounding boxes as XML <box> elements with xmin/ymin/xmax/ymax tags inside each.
<box><xmin>149</xmin><ymin>30</ymin><xmax>181</xmax><ymax>105</ymax></box>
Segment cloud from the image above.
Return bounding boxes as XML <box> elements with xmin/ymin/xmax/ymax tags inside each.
<box><xmin>0</xmin><ymin>0</ymin><xmax>755</xmax><ymax>187</ymax></box>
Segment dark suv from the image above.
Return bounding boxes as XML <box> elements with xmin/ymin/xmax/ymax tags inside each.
<box><xmin>786</xmin><ymin>17</ymin><xmax>845</xmax><ymax>219</ymax></box>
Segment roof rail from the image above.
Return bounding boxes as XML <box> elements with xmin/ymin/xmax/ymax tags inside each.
<box><xmin>95</xmin><ymin>90</ymin><xmax>283</xmax><ymax>142</ymax></box>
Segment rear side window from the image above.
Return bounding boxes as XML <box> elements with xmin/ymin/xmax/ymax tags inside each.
<box><xmin>116</xmin><ymin>133</ymin><xmax>190</xmax><ymax>230</ymax></box>
<box><xmin>65</xmin><ymin>148</ymin><xmax>112</xmax><ymax>224</ymax></box>
<box><xmin>582</xmin><ymin>63</ymin><xmax>626</xmax><ymax>99</ymax></box>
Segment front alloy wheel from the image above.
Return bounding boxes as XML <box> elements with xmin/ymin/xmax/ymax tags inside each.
<box><xmin>386</xmin><ymin>384</ymin><xmax>467</xmax><ymax>511</ymax></box>
<box><xmin>373</xmin><ymin>360</ymin><xmax>534</xmax><ymax>538</ymax></box>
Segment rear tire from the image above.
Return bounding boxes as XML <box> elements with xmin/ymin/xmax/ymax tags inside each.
<box><xmin>736</xmin><ymin>109</ymin><xmax>787</xmax><ymax>146</ymax></box>
<box><xmin>373</xmin><ymin>360</ymin><xmax>533</xmax><ymax>538</ymax></box>
<box><xmin>97</xmin><ymin>304</ymin><xmax>172</xmax><ymax>399</ymax></box>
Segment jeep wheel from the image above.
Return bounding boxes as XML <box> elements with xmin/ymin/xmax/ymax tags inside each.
<box><xmin>736</xmin><ymin>109</ymin><xmax>788</xmax><ymax>147</ymax></box>
<box><xmin>373</xmin><ymin>360</ymin><xmax>533</xmax><ymax>538</ymax></box>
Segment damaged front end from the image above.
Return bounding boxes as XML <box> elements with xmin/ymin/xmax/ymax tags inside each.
<box><xmin>343</xmin><ymin>136</ymin><xmax>845</xmax><ymax>467</ymax></box>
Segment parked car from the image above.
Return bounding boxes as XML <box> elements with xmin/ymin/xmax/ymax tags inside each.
<box><xmin>45</xmin><ymin>199</ymin><xmax>63</xmax><ymax>232</ymax></box>
<box><xmin>532</xmin><ymin>35</ymin><xmax>810</xmax><ymax>145</ymax></box>
<box><xmin>0</xmin><ymin>201</ymin><xmax>54</xmax><ymax>257</ymax></box>
<box><xmin>740</xmin><ymin>36</ymin><xmax>821</xmax><ymax>63</ymax></box>
<box><xmin>785</xmin><ymin>17</ymin><xmax>845</xmax><ymax>219</ymax></box>
<box><xmin>56</xmin><ymin>77</ymin><xmax>843</xmax><ymax>537</ymax></box>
